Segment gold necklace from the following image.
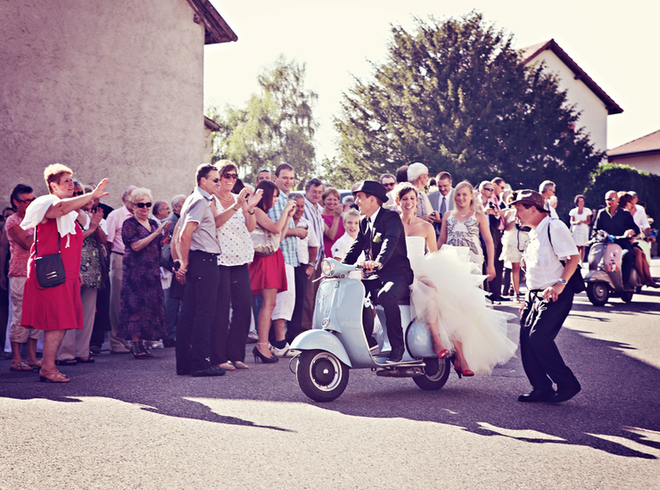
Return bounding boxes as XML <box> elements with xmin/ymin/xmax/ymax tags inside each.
<box><xmin>218</xmin><ymin>194</ymin><xmax>233</xmax><ymax>202</ymax></box>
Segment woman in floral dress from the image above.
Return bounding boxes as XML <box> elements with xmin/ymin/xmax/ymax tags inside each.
<box><xmin>118</xmin><ymin>188</ymin><xmax>170</xmax><ymax>358</ymax></box>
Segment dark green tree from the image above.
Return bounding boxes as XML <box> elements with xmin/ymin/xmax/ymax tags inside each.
<box><xmin>208</xmin><ymin>55</ymin><xmax>319</xmax><ymax>186</ymax></box>
<box><xmin>331</xmin><ymin>12</ymin><xmax>603</xmax><ymax>204</ymax></box>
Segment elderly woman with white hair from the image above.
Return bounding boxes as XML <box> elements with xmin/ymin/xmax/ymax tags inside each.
<box><xmin>117</xmin><ymin>188</ymin><xmax>171</xmax><ymax>358</ymax></box>
<box><xmin>407</xmin><ymin>162</ymin><xmax>439</xmax><ymax>226</ymax></box>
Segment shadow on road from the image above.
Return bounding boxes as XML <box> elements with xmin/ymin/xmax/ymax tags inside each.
<box><xmin>1</xmin><ymin>302</ymin><xmax>658</xmax><ymax>457</ymax></box>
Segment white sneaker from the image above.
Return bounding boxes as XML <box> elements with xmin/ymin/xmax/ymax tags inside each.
<box><xmin>270</xmin><ymin>343</ymin><xmax>298</xmax><ymax>357</ymax></box>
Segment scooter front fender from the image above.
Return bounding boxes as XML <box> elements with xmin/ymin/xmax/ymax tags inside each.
<box><xmin>290</xmin><ymin>330</ymin><xmax>352</xmax><ymax>368</ymax></box>
<box><xmin>584</xmin><ymin>270</ymin><xmax>614</xmax><ymax>289</ymax></box>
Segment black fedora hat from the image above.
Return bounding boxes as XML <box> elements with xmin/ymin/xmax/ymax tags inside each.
<box><xmin>352</xmin><ymin>180</ymin><xmax>389</xmax><ymax>203</ymax></box>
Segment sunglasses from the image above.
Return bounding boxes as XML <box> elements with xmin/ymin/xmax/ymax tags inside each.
<box><xmin>135</xmin><ymin>202</ymin><xmax>153</xmax><ymax>209</ymax></box>
<box><xmin>382</xmin><ymin>183</ymin><xmax>395</xmax><ymax>188</ymax></box>
<box><xmin>484</xmin><ymin>188</ymin><xmax>494</xmax><ymax>192</ymax></box>
<box><xmin>73</xmin><ymin>191</ymin><xmax>84</xmax><ymax>196</ymax></box>
<box><xmin>18</xmin><ymin>198</ymin><xmax>36</xmax><ymax>204</ymax></box>
<box><xmin>606</xmin><ymin>198</ymin><xmax>617</xmax><ymax>201</ymax></box>
<box><xmin>222</xmin><ymin>173</ymin><xmax>238</xmax><ymax>180</ymax></box>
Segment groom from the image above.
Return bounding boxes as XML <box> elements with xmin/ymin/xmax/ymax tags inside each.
<box><xmin>343</xmin><ymin>181</ymin><xmax>414</xmax><ymax>363</ymax></box>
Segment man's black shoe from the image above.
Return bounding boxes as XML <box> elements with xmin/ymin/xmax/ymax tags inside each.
<box><xmin>548</xmin><ymin>385</ymin><xmax>581</xmax><ymax>403</ymax></box>
<box><xmin>191</xmin><ymin>367</ymin><xmax>226</xmax><ymax>377</ymax></box>
<box><xmin>163</xmin><ymin>339</ymin><xmax>176</xmax><ymax>348</ymax></box>
<box><xmin>518</xmin><ymin>389</ymin><xmax>555</xmax><ymax>403</ymax></box>
<box><xmin>386</xmin><ymin>347</ymin><xmax>404</xmax><ymax>363</ymax></box>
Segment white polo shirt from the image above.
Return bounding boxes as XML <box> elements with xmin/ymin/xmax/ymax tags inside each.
<box><xmin>524</xmin><ymin>217</ymin><xmax>579</xmax><ymax>290</ymax></box>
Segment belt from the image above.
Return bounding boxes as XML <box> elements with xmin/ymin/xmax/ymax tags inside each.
<box><xmin>189</xmin><ymin>250</ymin><xmax>218</xmax><ymax>257</ymax></box>
<box><xmin>111</xmin><ymin>251</ymin><xmax>124</xmax><ymax>256</ymax></box>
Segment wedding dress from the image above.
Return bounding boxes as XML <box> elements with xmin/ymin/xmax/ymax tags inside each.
<box><xmin>406</xmin><ymin>236</ymin><xmax>517</xmax><ymax>375</ymax></box>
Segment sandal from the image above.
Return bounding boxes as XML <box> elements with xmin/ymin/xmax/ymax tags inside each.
<box><xmin>231</xmin><ymin>361</ymin><xmax>249</xmax><ymax>370</ymax></box>
<box><xmin>75</xmin><ymin>356</ymin><xmax>95</xmax><ymax>363</ymax></box>
<box><xmin>27</xmin><ymin>360</ymin><xmax>42</xmax><ymax>370</ymax></box>
<box><xmin>10</xmin><ymin>361</ymin><xmax>34</xmax><ymax>372</ymax></box>
<box><xmin>139</xmin><ymin>343</ymin><xmax>154</xmax><ymax>358</ymax></box>
<box><xmin>55</xmin><ymin>358</ymin><xmax>78</xmax><ymax>366</ymax></box>
<box><xmin>131</xmin><ymin>344</ymin><xmax>148</xmax><ymax>359</ymax></box>
<box><xmin>39</xmin><ymin>369</ymin><xmax>70</xmax><ymax>383</ymax></box>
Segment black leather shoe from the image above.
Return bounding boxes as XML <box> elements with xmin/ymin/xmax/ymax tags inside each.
<box><xmin>191</xmin><ymin>367</ymin><xmax>226</xmax><ymax>377</ymax></box>
<box><xmin>518</xmin><ymin>389</ymin><xmax>555</xmax><ymax>403</ymax></box>
<box><xmin>548</xmin><ymin>385</ymin><xmax>581</xmax><ymax>403</ymax></box>
<box><xmin>386</xmin><ymin>347</ymin><xmax>404</xmax><ymax>363</ymax></box>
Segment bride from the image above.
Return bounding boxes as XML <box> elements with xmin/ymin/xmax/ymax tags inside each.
<box><xmin>396</xmin><ymin>182</ymin><xmax>517</xmax><ymax>377</ymax></box>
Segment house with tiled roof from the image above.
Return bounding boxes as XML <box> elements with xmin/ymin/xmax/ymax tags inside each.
<box><xmin>0</xmin><ymin>0</ymin><xmax>236</xmax><ymax>208</ymax></box>
<box><xmin>521</xmin><ymin>39</ymin><xmax>623</xmax><ymax>156</ymax></box>
<box><xmin>607</xmin><ymin>129</ymin><xmax>660</xmax><ymax>176</ymax></box>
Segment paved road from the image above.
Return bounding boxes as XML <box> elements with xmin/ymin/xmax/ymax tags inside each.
<box><xmin>1</xmin><ymin>261</ymin><xmax>659</xmax><ymax>489</ymax></box>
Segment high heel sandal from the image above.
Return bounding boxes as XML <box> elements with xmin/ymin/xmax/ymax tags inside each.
<box><xmin>39</xmin><ymin>369</ymin><xmax>70</xmax><ymax>383</ymax></box>
<box><xmin>453</xmin><ymin>360</ymin><xmax>474</xmax><ymax>379</ymax></box>
<box><xmin>252</xmin><ymin>344</ymin><xmax>279</xmax><ymax>364</ymax></box>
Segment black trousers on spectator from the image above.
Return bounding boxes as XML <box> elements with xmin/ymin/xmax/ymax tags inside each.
<box><xmin>176</xmin><ymin>251</ymin><xmax>219</xmax><ymax>374</ymax></box>
<box><xmin>520</xmin><ymin>289</ymin><xmax>580</xmax><ymax>392</ymax></box>
<box><xmin>287</xmin><ymin>265</ymin><xmax>309</xmax><ymax>343</ymax></box>
<box><xmin>212</xmin><ymin>263</ymin><xmax>251</xmax><ymax>364</ymax></box>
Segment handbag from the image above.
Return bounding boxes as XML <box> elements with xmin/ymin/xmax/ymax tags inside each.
<box><xmin>251</xmin><ymin>223</ymin><xmax>278</xmax><ymax>256</ymax></box>
<box><xmin>34</xmin><ymin>225</ymin><xmax>66</xmax><ymax>288</ymax></box>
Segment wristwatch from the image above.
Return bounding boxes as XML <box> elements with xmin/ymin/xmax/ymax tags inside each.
<box><xmin>557</xmin><ymin>278</ymin><xmax>567</xmax><ymax>286</ymax></box>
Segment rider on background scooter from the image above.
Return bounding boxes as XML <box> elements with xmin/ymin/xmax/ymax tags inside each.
<box><xmin>591</xmin><ymin>191</ymin><xmax>640</xmax><ymax>285</ymax></box>
<box><xmin>342</xmin><ymin>181</ymin><xmax>414</xmax><ymax>363</ymax></box>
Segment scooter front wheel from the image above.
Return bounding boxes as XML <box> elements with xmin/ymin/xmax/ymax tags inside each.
<box><xmin>586</xmin><ymin>282</ymin><xmax>608</xmax><ymax>306</ymax></box>
<box><xmin>297</xmin><ymin>350</ymin><xmax>349</xmax><ymax>402</ymax></box>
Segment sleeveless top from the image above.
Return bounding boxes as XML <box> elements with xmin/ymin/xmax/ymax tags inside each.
<box><xmin>446</xmin><ymin>213</ymin><xmax>483</xmax><ymax>265</ymax></box>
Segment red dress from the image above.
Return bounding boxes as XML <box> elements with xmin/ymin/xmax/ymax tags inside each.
<box><xmin>248</xmin><ymin>248</ymin><xmax>287</xmax><ymax>294</ymax></box>
<box><xmin>21</xmin><ymin>219</ymin><xmax>84</xmax><ymax>331</ymax></box>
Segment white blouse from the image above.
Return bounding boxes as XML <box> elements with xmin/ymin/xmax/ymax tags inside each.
<box><xmin>215</xmin><ymin>195</ymin><xmax>254</xmax><ymax>267</ymax></box>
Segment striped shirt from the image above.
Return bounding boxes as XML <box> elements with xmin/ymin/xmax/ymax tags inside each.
<box><xmin>268</xmin><ymin>191</ymin><xmax>299</xmax><ymax>267</ymax></box>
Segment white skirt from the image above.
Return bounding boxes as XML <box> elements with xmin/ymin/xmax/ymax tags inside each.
<box><xmin>409</xmin><ymin>245</ymin><xmax>518</xmax><ymax>375</ymax></box>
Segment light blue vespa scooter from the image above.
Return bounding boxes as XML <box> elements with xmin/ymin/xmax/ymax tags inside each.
<box><xmin>290</xmin><ymin>259</ymin><xmax>451</xmax><ymax>402</ymax></box>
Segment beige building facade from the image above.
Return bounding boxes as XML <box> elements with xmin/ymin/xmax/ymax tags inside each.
<box><xmin>0</xmin><ymin>0</ymin><xmax>235</xmax><ymax>208</ymax></box>
<box><xmin>607</xmin><ymin>129</ymin><xmax>660</xmax><ymax>176</ymax></box>
<box><xmin>521</xmin><ymin>39</ymin><xmax>622</xmax><ymax>156</ymax></box>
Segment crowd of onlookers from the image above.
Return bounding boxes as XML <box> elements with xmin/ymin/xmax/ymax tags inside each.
<box><xmin>1</xmin><ymin>160</ymin><xmax>656</xmax><ymax>380</ymax></box>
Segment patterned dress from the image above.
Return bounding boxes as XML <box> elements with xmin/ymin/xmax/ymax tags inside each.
<box><xmin>446</xmin><ymin>213</ymin><xmax>483</xmax><ymax>265</ymax></box>
<box><xmin>117</xmin><ymin>217</ymin><xmax>167</xmax><ymax>340</ymax></box>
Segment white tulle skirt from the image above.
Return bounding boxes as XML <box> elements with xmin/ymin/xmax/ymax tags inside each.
<box><xmin>409</xmin><ymin>245</ymin><xmax>518</xmax><ymax>375</ymax></box>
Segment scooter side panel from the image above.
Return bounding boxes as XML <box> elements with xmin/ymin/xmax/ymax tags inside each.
<box><xmin>290</xmin><ymin>329</ymin><xmax>352</xmax><ymax>368</ymax></box>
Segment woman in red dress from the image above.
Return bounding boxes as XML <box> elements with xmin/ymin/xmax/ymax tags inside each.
<box><xmin>248</xmin><ymin>180</ymin><xmax>296</xmax><ymax>364</ymax></box>
<box><xmin>21</xmin><ymin>164</ymin><xmax>109</xmax><ymax>383</ymax></box>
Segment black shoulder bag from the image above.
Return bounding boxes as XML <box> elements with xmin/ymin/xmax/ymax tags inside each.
<box><xmin>34</xmin><ymin>225</ymin><xmax>66</xmax><ymax>288</ymax></box>
<box><xmin>547</xmin><ymin>221</ymin><xmax>584</xmax><ymax>294</ymax></box>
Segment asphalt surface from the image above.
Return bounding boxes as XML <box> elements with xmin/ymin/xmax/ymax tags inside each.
<box><xmin>1</xmin><ymin>260</ymin><xmax>659</xmax><ymax>489</ymax></box>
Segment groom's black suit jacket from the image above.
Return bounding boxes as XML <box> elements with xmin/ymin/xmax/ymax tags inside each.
<box><xmin>343</xmin><ymin>207</ymin><xmax>413</xmax><ymax>284</ymax></box>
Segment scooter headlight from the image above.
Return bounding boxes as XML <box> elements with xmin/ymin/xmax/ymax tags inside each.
<box><xmin>321</xmin><ymin>259</ymin><xmax>335</xmax><ymax>277</ymax></box>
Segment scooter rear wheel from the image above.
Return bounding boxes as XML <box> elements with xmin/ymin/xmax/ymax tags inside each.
<box><xmin>412</xmin><ymin>357</ymin><xmax>451</xmax><ymax>391</ymax></box>
<box><xmin>297</xmin><ymin>350</ymin><xmax>349</xmax><ymax>402</ymax></box>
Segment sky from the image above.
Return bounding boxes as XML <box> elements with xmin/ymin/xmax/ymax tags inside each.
<box><xmin>203</xmin><ymin>0</ymin><xmax>659</xmax><ymax>163</ymax></box>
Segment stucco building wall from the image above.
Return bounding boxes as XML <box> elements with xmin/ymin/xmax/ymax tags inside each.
<box><xmin>528</xmin><ymin>51</ymin><xmax>609</xmax><ymax>154</ymax></box>
<box><xmin>609</xmin><ymin>153</ymin><xmax>660</xmax><ymax>176</ymax></box>
<box><xmin>0</xmin><ymin>0</ymin><xmax>205</xmax><ymax>208</ymax></box>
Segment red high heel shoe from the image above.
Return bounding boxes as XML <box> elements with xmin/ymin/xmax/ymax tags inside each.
<box><xmin>453</xmin><ymin>360</ymin><xmax>474</xmax><ymax>379</ymax></box>
<box><xmin>437</xmin><ymin>349</ymin><xmax>450</xmax><ymax>359</ymax></box>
